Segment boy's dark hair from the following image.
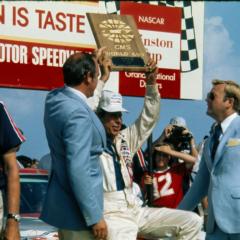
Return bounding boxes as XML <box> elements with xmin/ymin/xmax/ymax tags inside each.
<box><xmin>152</xmin><ymin>143</ymin><xmax>172</xmax><ymax>169</ymax></box>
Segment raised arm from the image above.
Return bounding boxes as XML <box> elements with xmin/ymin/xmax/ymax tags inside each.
<box><xmin>155</xmin><ymin>145</ymin><xmax>197</xmax><ymax>165</ymax></box>
<box><xmin>88</xmin><ymin>47</ymin><xmax>112</xmax><ymax>111</ymax></box>
<box><xmin>126</xmin><ymin>59</ymin><xmax>161</xmax><ymax>154</ymax></box>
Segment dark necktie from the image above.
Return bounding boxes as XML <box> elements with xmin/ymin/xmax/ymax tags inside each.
<box><xmin>211</xmin><ymin>123</ymin><xmax>222</xmax><ymax>161</ymax></box>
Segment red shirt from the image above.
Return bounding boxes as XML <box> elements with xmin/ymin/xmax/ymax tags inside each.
<box><xmin>152</xmin><ymin>163</ymin><xmax>189</xmax><ymax>208</ymax></box>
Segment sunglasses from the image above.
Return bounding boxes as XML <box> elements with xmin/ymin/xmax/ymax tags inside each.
<box><xmin>207</xmin><ymin>92</ymin><xmax>215</xmax><ymax>101</ymax></box>
<box><xmin>109</xmin><ymin>112</ymin><xmax>122</xmax><ymax>118</ymax></box>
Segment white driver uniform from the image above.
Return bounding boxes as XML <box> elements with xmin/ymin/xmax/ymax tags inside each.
<box><xmin>90</xmin><ymin>81</ymin><xmax>202</xmax><ymax>240</ymax></box>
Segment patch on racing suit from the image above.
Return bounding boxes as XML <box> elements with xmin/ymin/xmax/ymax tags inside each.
<box><xmin>120</xmin><ymin>140</ymin><xmax>133</xmax><ymax>183</ymax></box>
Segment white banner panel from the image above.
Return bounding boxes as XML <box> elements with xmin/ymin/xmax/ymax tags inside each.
<box><xmin>0</xmin><ymin>1</ymin><xmax>204</xmax><ymax>100</ymax></box>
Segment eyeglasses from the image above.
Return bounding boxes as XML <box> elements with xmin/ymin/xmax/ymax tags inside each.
<box><xmin>109</xmin><ymin>112</ymin><xmax>122</xmax><ymax>118</ymax></box>
<box><xmin>207</xmin><ymin>92</ymin><xmax>215</xmax><ymax>101</ymax></box>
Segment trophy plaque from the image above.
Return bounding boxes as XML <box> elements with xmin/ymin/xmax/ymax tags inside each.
<box><xmin>87</xmin><ymin>13</ymin><xmax>149</xmax><ymax>72</ymax></box>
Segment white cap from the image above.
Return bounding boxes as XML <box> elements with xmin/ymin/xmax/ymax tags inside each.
<box><xmin>99</xmin><ymin>90</ymin><xmax>128</xmax><ymax>113</ymax></box>
<box><xmin>169</xmin><ymin>116</ymin><xmax>187</xmax><ymax>127</ymax></box>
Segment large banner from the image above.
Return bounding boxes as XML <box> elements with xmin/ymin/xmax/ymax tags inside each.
<box><xmin>0</xmin><ymin>1</ymin><xmax>204</xmax><ymax>100</ymax></box>
<box><xmin>0</xmin><ymin>1</ymin><xmax>99</xmax><ymax>90</ymax></box>
<box><xmin>119</xmin><ymin>2</ymin><xmax>181</xmax><ymax>99</ymax></box>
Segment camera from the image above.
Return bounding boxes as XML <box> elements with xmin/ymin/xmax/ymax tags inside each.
<box><xmin>166</xmin><ymin>125</ymin><xmax>193</xmax><ymax>151</ymax></box>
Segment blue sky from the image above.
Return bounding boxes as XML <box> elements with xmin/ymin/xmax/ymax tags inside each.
<box><xmin>1</xmin><ymin>1</ymin><xmax>240</xmax><ymax>160</ymax></box>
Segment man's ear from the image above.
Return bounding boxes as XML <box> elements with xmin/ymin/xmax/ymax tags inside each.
<box><xmin>84</xmin><ymin>72</ymin><xmax>92</xmax><ymax>85</ymax></box>
<box><xmin>227</xmin><ymin>97</ymin><xmax>234</xmax><ymax>107</ymax></box>
<box><xmin>225</xmin><ymin>97</ymin><xmax>235</xmax><ymax>112</ymax></box>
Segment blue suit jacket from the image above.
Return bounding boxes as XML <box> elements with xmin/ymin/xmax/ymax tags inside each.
<box><xmin>179</xmin><ymin>115</ymin><xmax>240</xmax><ymax>234</ymax></box>
<box><xmin>40</xmin><ymin>86</ymin><xmax>106</xmax><ymax>230</ymax></box>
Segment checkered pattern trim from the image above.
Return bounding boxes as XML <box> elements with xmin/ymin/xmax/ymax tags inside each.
<box><xmin>102</xmin><ymin>0</ymin><xmax>198</xmax><ymax>72</ymax></box>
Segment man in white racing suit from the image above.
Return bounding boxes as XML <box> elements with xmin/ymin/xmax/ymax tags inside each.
<box><xmin>91</xmin><ymin>59</ymin><xmax>202</xmax><ymax>240</ymax></box>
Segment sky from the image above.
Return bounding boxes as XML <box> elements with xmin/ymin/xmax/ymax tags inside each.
<box><xmin>1</xmin><ymin>1</ymin><xmax>240</xmax><ymax>160</ymax></box>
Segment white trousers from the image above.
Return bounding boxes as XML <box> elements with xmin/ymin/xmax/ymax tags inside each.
<box><xmin>104</xmin><ymin>190</ymin><xmax>202</xmax><ymax>240</ymax></box>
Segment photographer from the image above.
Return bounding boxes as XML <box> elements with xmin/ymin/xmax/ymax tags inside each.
<box><xmin>143</xmin><ymin>143</ymin><xmax>197</xmax><ymax>208</ymax></box>
<box><xmin>152</xmin><ymin>117</ymin><xmax>198</xmax><ymax>194</ymax></box>
<box><xmin>154</xmin><ymin>117</ymin><xmax>198</xmax><ymax>159</ymax></box>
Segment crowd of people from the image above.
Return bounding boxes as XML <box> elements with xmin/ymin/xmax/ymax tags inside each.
<box><xmin>1</xmin><ymin>48</ymin><xmax>240</xmax><ymax>240</ymax></box>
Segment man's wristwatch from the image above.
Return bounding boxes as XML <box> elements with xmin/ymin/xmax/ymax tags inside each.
<box><xmin>7</xmin><ymin>213</ymin><xmax>21</xmax><ymax>222</ymax></box>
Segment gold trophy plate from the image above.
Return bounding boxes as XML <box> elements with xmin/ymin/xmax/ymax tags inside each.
<box><xmin>87</xmin><ymin>13</ymin><xmax>149</xmax><ymax>72</ymax></box>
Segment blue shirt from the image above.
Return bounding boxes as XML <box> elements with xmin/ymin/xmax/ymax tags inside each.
<box><xmin>0</xmin><ymin>102</ymin><xmax>25</xmax><ymax>188</ymax></box>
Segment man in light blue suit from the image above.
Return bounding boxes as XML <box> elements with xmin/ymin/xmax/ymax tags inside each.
<box><xmin>179</xmin><ymin>79</ymin><xmax>240</xmax><ymax>240</ymax></box>
<box><xmin>41</xmin><ymin>49</ymin><xmax>111</xmax><ymax>240</ymax></box>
